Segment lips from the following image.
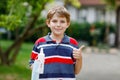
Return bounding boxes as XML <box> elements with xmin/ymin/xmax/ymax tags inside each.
<box><xmin>54</xmin><ymin>28</ymin><xmax>63</xmax><ymax>31</ymax></box>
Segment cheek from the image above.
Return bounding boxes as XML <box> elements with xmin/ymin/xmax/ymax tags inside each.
<box><xmin>63</xmin><ymin>24</ymin><xmax>69</xmax><ymax>28</ymax></box>
<box><xmin>50</xmin><ymin>22</ymin><xmax>56</xmax><ymax>26</ymax></box>
<box><xmin>47</xmin><ymin>23</ymin><xmax>54</xmax><ymax>28</ymax></box>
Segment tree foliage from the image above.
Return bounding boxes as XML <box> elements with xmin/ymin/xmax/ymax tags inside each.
<box><xmin>0</xmin><ymin>0</ymin><xmax>53</xmax><ymax>66</ymax></box>
<box><xmin>104</xmin><ymin>0</ymin><xmax>116</xmax><ymax>6</ymax></box>
<box><xmin>64</xmin><ymin>0</ymin><xmax>81</xmax><ymax>8</ymax></box>
<box><xmin>0</xmin><ymin>0</ymin><xmax>53</xmax><ymax>30</ymax></box>
<box><xmin>0</xmin><ymin>0</ymin><xmax>27</xmax><ymax>30</ymax></box>
<box><xmin>103</xmin><ymin>0</ymin><xmax>117</xmax><ymax>9</ymax></box>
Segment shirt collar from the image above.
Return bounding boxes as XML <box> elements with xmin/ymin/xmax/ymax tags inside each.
<box><xmin>44</xmin><ymin>33</ymin><xmax>70</xmax><ymax>44</ymax></box>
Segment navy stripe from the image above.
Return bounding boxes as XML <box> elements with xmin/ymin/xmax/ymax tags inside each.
<box><xmin>44</xmin><ymin>63</ymin><xmax>74</xmax><ymax>74</ymax></box>
<box><xmin>44</xmin><ymin>46</ymin><xmax>73</xmax><ymax>57</ymax></box>
<box><xmin>39</xmin><ymin>73</ymin><xmax>75</xmax><ymax>78</ymax></box>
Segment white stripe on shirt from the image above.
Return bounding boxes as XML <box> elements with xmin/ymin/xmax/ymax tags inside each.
<box><xmin>45</xmin><ymin>55</ymin><xmax>71</xmax><ymax>59</ymax></box>
<box><xmin>37</xmin><ymin>44</ymin><xmax>77</xmax><ymax>49</ymax></box>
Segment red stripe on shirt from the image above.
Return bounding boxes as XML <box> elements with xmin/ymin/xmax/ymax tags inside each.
<box><xmin>45</xmin><ymin>57</ymin><xmax>74</xmax><ymax>64</ymax></box>
<box><xmin>70</xmin><ymin>37</ymin><xmax>78</xmax><ymax>46</ymax></box>
<box><xmin>31</xmin><ymin>52</ymin><xmax>38</xmax><ymax>60</ymax></box>
<box><xmin>35</xmin><ymin>37</ymin><xmax>46</xmax><ymax>44</ymax></box>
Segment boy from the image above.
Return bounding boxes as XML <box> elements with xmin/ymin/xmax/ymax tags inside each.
<box><xmin>29</xmin><ymin>5</ymin><xmax>84</xmax><ymax>80</ymax></box>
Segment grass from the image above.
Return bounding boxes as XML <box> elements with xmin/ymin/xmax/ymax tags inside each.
<box><xmin>0</xmin><ymin>40</ymin><xmax>34</xmax><ymax>80</ymax></box>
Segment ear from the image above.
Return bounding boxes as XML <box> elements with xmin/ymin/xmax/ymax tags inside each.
<box><xmin>66</xmin><ymin>22</ymin><xmax>70</xmax><ymax>28</ymax></box>
<box><xmin>46</xmin><ymin>20</ymin><xmax>50</xmax><ymax>27</ymax></box>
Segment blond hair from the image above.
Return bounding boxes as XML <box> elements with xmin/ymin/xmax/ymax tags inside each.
<box><xmin>46</xmin><ymin>6</ymin><xmax>70</xmax><ymax>23</ymax></box>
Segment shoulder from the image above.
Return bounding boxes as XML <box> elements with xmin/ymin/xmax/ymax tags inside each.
<box><xmin>69</xmin><ymin>37</ymin><xmax>78</xmax><ymax>46</ymax></box>
<box><xmin>35</xmin><ymin>37</ymin><xmax>46</xmax><ymax>45</ymax></box>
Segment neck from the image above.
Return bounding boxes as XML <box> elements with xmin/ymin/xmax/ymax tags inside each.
<box><xmin>50</xmin><ymin>33</ymin><xmax>64</xmax><ymax>43</ymax></box>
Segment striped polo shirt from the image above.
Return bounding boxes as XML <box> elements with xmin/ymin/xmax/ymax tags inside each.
<box><xmin>29</xmin><ymin>33</ymin><xmax>79</xmax><ymax>80</ymax></box>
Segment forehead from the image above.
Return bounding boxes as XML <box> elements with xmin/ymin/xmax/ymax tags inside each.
<box><xmin>50</xmin><ymin>13</ymin><xmax>67</xmax><ymax>20</ymax></box>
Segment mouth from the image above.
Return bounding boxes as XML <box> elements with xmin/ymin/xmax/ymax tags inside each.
<box><xmin>54</xmin><ymin>28</ymin><xmax>62</xmax><ymax>31</ymax></box>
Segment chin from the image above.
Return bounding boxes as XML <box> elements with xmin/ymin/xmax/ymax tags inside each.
<box><xmin>55</xmin><ymin>32</ymin><xmax>63</xmax><ymax>35</ymax></box>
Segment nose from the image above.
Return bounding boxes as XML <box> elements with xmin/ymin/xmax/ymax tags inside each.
<box><xmin>57</xmin><ymin>22</ymin><xmax>60</xmax><ymax>27</ymax></box>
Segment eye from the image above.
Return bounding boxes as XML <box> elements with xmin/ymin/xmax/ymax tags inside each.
<box><xmin>60</xmin><ymin>20</ymin><xmax>65</xmax><ymax>23</ymax></box>
<box><xmin>52</xmin><ymin>20</ymin><xmax>57</xmax><ymax>23</ymax></box>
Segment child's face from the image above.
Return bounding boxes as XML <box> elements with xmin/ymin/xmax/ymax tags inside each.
<box><xmin>47</xmin><ymin>14</ymin><xmax>70</xmax><ymax>36</ymax></box>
